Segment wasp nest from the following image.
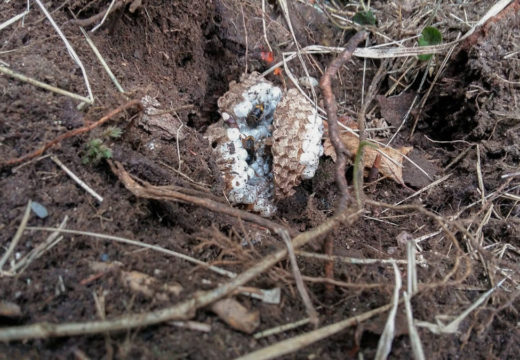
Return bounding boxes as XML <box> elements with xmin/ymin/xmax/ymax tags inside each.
<box><xmin>205</xmin><ymin>73</ymin><xmax>323</xmax><ymax>217</ymax></box>
<box><xmin>272</xmin><ymin>89</ymin><xmax>323</xmax><ymax>198</ymax></box>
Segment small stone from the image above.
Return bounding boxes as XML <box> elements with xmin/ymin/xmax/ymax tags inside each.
<box><xmin>30</xmin><ymin>201</ymin><xmax>48</xmax><ymax>219</ymax></box>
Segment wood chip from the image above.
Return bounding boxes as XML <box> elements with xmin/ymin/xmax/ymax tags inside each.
<box><xmin>211</xmin><ymin>298</ymin><xmax>260</xmax><ymax>334</ymax></box>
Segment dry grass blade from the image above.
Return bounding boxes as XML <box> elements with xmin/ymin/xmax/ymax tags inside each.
<box><xmin>403</xmin><ymin>291</ymin><xmax>426</xmax><ymax>360</ymax></box>
<box><xmin>26</xmin><ymin>226</ymin><xmax>237</xmax><ymax>279</ymax></box>
<box><xmin>0</xmin><ymin>65</ymin><xmax>92</xmax><ymax>104</ymax></box>
<box><xmin>80</xmin><ymin>27</ymin><xmax>125</xmax><ymax>93</ymax></box>
<box><xmin>51</xmin><ymin>156</ymin><xmax>103</xmax><ymax>202</ymax></box>
<box><xmin>34</xmin><ymin>0</ymin><xmax>93</xmax><ymax>104</ymax></box>
<box><xmin>0</xmin><ymin>201</ymin><xmax>31</xmax><ymax>272</ymax></box>
<box><xmin>416</xmin><ymin>279</ymin><xmax>506</xmax><ymax>334</ymax></box>
<box><xmin>253</xmin><ymin>318</ymin><xmax>311</xmax><ymax>340</ymax></box>
<box><xmin>295</xmin><ymin>251</ymin><xmax>409</xmax><ymax>265</ymax></box>
<box><xmin>407</xmin><ymin>238</ymin><xmax>418</xmax><ymax>294</ymax></box>
<box><xmin>0</xmin><ymin>4</ymin><xmax>30</xmax><ymax>31</ymax></box>
<box><xmin>11</xmin><ymin>216</ymin><xmax>68</xmax><ymax>275</ymax></box>
<box><xmin>375</xmin><ymin>262</ymin><xmax>401</xmax><ymax>360</ymax></box>
<box><xmin>235</xmin><ymin>303</ymin><xmax>393</xmax><ymax>360</ymax></box>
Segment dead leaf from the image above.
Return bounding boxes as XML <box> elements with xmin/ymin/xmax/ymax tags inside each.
<box><xmin>88</xmin><ymin>260</ymin><xmax>123</xmax><ymax>273</ymax></box>
<box><xmin>323</xmin><ymin>131</ymin><xmax>412</xmax><ymax>184</ymax></box>
<box><xmin>121</xmin><ymin>270</ymin><xmax>183</xmax><ymax>301</ymax></box>
<box><xmin>376</xmin><ymin>92</ymin><xmax>415</xmax><ymax>127</ymax></box>
<box><xmin>211</xmin><ymin>298</ymin><xmax>260</xmax><ymax>334</ymax></box>
<box><xmin>140</xmin><ymin>95</ymin><xmax>185</xmax><ymax>140</ymax></box>
<box><xmin>0</xmin><ymin>300</ymin><xmax>21</xmax><ymax>318</ymax></box>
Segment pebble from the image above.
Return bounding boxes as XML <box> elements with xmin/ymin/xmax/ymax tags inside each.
<box><xmin>30</xmin><ymin>201</ymin><xmax>48</xmax><ymax>219</ymax></box>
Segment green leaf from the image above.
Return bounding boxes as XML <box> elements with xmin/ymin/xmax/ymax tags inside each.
<box><xmin>417</xmin><ymin>26</ymin><xmax>442</xmax><ymax>61</ymax></box>
<box><xmin>353</xmin><ymin>10</ymin><xmax>376</xmax><ymax>26</ymax></box>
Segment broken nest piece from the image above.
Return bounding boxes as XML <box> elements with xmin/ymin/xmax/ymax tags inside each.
<box><xmin>205</xmin><ymin>73</ymin><xmax>324</xmax><ymax>217</ymax></box>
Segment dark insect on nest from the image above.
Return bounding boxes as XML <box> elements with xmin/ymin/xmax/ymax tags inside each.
<box><xmin>242</xmin><ymin>136</ymin><xmax>256</xmax><ymax>165</ymax></box>
<box><xmin>246</xmin><ymin>103</ymin><xmax>264</xmax><ymax>128</ymax></box>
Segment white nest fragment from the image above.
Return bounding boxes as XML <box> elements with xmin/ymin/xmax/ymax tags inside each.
<box><xmin>206</xmin><ymin>73</ymin><xmax>324</xmax><ymax>215</ymax></box>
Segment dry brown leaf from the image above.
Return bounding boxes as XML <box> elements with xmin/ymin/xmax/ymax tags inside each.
<box><xmin>376</xmin><ymin>92</ymin><xmax>415</xmax><ymax>127</ymax></box>
<box><xmin>140</xmin><ymin>95</ymin><xmax>185</xmax><ymax>140</ymax></box>
<box><xmin>211</xmin><ymin>298</ymin><xmax>260</xmax><ymax>334</ymax></box>
<box><xmin>323</xmin><ymin>132</ymin><xmax>412</xmax><ymax>184</ymax></box>
<box><xmin>121</xmin><ymin>270</ymin><xmax>183</xmax><ymax>301</ymax></box>
<box><xmin>0</xmin><ymin>300</ymin><xmax>21</xmax><ymax>318</ymax></box>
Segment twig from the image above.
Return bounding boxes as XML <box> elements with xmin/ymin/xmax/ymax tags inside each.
<box><xmin>67</xmin><ymin>0</ymin><xmax>125</xmax><ymax>28</ymax></box>
<box><xmin>91</xmin><ymin>0</ymin><xmax>117</xmax><ymax>32</ymax></box>
<box><xmin>235</xmin><ymin>302</ymin><xmax>393</xmax><ymax>360</ymax></box>
<box><xmin>253</xmin><ymin>318</ymin><xmax>310</xmax><ymax>339</ymax></box>
<box><xmin>240</xmin><ymin>3</ymin><xmax>248</xmax><ymax>74</ymax></box>
<box><xmin>2</xmin><ymin>99</ymin><xmax>142</xmax><ymax>167</ymax></box>
<box><xmin>169</xmin><ymin>320</ymin><xmax>211</xmax><ymax>333</ymax></box>
<box><xmin>109</xmin><ymin>160</ymin><xmax>296</xmax><ymax>236</ymax></box>
<box><xmin>0</xmin><ymin>201</ymin><xmax>31</xmax><ymax>271</ymax></box>
<box><xmin>280</xmin><ymin>231</ymin><xmax>318</xmax><ymax>326</ymax></box>
<box><xmin>320</xmin><ymin>31</ymin><xmax>368</xmax><ymax>212</ymax></box>
<box><xmin>261</xmin><ymin>0</ymin><xmax>273</xmax><ymax>53</ymax></box>
<box><xmin>319</xmin><ymin>31</ymin><xmax>367</xmax><ymax>296</ymax></box>
<box><xmin>51</xmin><ymin>156</ymin><xmax>103</xmax><ymax>203</ymax></box>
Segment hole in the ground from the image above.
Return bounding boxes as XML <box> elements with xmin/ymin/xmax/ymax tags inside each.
<box><xmin>179</xmin><ymin>53</ymin><xmax>193</xmax><ymax>67</ymax></box>
<box><xmin>418</xmin><ymin>52</ymin><xmax>482</xmax><ymax>141</ymax></box>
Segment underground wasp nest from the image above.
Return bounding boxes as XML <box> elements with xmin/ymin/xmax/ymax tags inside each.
<box><xmin>272</xmin><ymin>89</ymin><xmax>323</xmax><ymax>198</ymax></box>
<box><xmin>205</xmin><ymin>73</ymin><xmax>323</xmax><ymax>217</ymax></box>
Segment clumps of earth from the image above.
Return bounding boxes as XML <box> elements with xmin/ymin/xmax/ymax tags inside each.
<box><xmin>205</xmin><ymin>73</ymin><xmax>323</xmax><ymax>217</ymax></box>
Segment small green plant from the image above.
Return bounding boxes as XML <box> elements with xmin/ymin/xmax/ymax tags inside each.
<box><xmin>353</xmin><ymin>10</ymin><xmax>376</xmax><ymax>26</ymax></box>
<box><xmin>82</xmin><ymin>138</ymin><xmax>112</xmax><ymax>165</ymax></box>
<box><xmin>353</xmin><ymin>0</ymin><xmax>376</xmax><ymax>26</ymax></box>
<box><xmin>82</xmin><ymin>126</ymin><xmax>122</xmax><ymax>165</ymax></box>
<box><xmin>103</xmin><ymin>126</ymin><xmax>123</xmax><ymax>139</ymax></box>
<box><xmin>417</xmin><ymin>26</ymin><xmax>442</xmax><ymax>61</ymax></box>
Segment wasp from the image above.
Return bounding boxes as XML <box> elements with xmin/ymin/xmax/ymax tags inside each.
<box><xmin>242</xmin><ymin>136</ymin><xmax>256</xmax><ymax>165</ymax></box>
<box><xmin>246</xmin><ymin>103</ymin><xmax>264</xmax><ymax>128</ymax></box>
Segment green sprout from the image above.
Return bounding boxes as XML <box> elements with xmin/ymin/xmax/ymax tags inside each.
<box><xmin>417</xmin><ymin>26</ymin><xmax>442</xmax><ymax>61</ymax></box>
<box><xmin>353</xmin><ymin>0</ymin><xmax>376</xmax><ymax>26</ymax></box>
<box><xmin>353</xmin><ymin>10</ymin><xmax>376</xmax><ymax>26</ymax></box>
<box><xmin>82</xmin><ymin>138</ymin><xmax>113</xmax><ymax>165</ymax></box>
<box><xmin>82</xmin><ymin>126</ymin><xmax>122</xmax><ymax>165</ymax></box>
<box><xmin>103</xmin><ymin>126</ymin><xmax>123</xmax><ymax>139</ymax></box>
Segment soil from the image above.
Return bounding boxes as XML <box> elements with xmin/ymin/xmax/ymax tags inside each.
<box><xmin>1</xmin><ymin>1</ymin><xmax>519</xmax><ymax>359</ymax></box>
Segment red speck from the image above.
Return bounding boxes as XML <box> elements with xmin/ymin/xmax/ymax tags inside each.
<box><xmin>261</xmin><ymin>51</ymin><xmax>274</xmax><ymax>64</ymax></box>
<box><xmin>273</xmin><ymin>67</ymin><xmax>282</xmax><ymax>76</ymax></box>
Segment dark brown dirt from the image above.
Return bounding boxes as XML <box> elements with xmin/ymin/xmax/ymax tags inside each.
<box><xmin>1</xmin><ymin>1</ymin><xmax>519</xmax><ymax>359</ymax></box>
